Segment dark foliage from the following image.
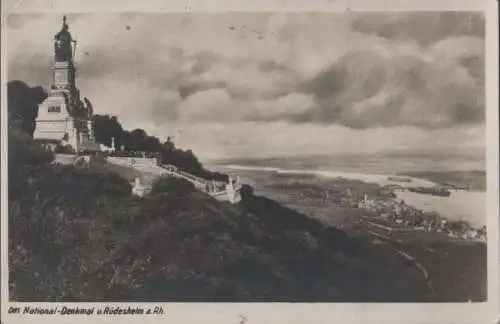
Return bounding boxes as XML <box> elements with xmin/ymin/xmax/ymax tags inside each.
<box><xmin>8</xmin><ymin>129</ymin><xmax>54</xmax><ymax>167</ymax></box>
<box><xmin>240</xmin><ymin>184</ymin><xmax>254</xmax><ymax>200</ymax></box>
<box><xmin>7</xmin><ymin>81</ymin><xmax>484</xmax><ymax>303</ymax></box>
<box><xmin>8</xmin><ymin>129</ymin><xmax>438</xmax><ymax>302</ymax></box>
<box><xmin>8</xmin><ymin>128</ymin><xmax>54</xmax><ymax>195</ymax></box>
<box><xmin>92</xmin><ymin>115</ymin><xmax>124</xmax><ymax>148</ymax></box>
<box><xmin>54</xmin><ymin>144</ymin><xmax>76</xmax><ymax>154</ymax></box>
<box><xmin>7</xmin><ymin>79</ymin><xmax>226</xmax><ymax>182</ymax></box>
<box><xmin>151</xmin><ymin>176</ymin><xmax>196</xmax><ymax>196</ymax></box>
<box><xmin>7</xmin><ymin>80</ymin><xmax>47</xmax><ymax>136</ymax></box>
<box><xmin>91</xmin><ymin>114</ymin><xmax>227</xmax><ymax>182</ymax></box>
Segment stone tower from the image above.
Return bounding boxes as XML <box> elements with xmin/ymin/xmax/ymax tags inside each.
<box><xmin>33</xmin><ymin>16</ymin><xmax>98</xmax><ymax>153</ymax></box>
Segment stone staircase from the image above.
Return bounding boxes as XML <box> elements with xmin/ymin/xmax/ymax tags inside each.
<box><xmin>104</xmin><ymin>156</ymin><xmax>242</xmax><ymax>203</ymax></box>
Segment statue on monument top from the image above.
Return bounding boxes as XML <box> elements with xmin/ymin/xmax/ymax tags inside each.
<box><xmin>54</xmin><ymin>16</ymin><xmax>74</xmax><ymax>62</ymax></box>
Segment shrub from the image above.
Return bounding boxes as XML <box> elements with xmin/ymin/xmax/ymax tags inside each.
<box><xmin>8</xmin><ymin>129</ymin><xmax>54</xmax><ymax>198</ymax></box>
<box><xmin>93</xmin><ymin>171</ymin><xmax>133</xmax><ymax>198</ymax></box>
<box><xmin>88</xmin><ymin>155</ymin><xmax>107</xmax><ymax>165</ymax></box>
<box><xmin>151</xmin><ymin>176</ymin><xmax>195</xmax><ymax>197</ymax></box>
<box><xmin>8</xmin><ymin>129</ymin><xmax>54</xmax><ymax>169</ymax></box>
<box><xmin>8</xmin><ymin>80</ymin><xmax>47</xmax><ymax>136</ymax></box>
<box><xmin>54</xmin><ymin>144</ymin><xmax>75</xmax><ymax>154</ymax></box>
<box><xmin>240</xmin><ymin>184</ymin><xmax>254</xmax><ymax>200</ymax></box>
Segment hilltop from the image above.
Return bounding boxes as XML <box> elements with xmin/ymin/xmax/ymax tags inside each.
<box><xmin>8</xmin><ymin>128</ymin><xmax>486</xmax><ymax>302</ymax></box>
<box><xmin>7</xmin><ymin>80</ymin><xmax>227</xmax><ymax>182</ymax></box>
<box><xmin>7</xmin><ymin>80</ymin><xmax>485</xmax><ymax>302</ymax></box>
<box><xmin>9</xmin><ymin>129</ymin><xmax>427</xmax><ymax>302</ymax></box>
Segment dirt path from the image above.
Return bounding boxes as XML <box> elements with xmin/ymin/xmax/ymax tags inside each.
<box><xmin>395</xmin><ymin>249</ymin><xmax>436</xmax><ymax>295</ymax></box>
<box><xmin>366</xmin><ymin>230</ymin><xmax>402</xmax><ymax>243</ymax></box>
<box><xmin>362</xmin><ymin>220</ymin><xmax>436</xmax><ymax>296</ymax></box>
<box><xmin>366</xmin><ymin>220</ymin><xmax>413</xmax><ymax>232</ymax></box>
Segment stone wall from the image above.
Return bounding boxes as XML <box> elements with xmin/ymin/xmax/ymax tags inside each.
<box><xmin>106</xmin><ymin>156</ymin><xmax>159</xmax><ymax>167</ymax></box>
<box><xmin>106</xmin><ymin>156</ymin><xmax>165</xmax><ymax>175</ymax></box>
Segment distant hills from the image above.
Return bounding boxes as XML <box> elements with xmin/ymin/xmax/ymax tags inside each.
<box><xmin>213</xmin><ymin>148</ymin><xmax>486</xmax><ymax>167</ymax></box>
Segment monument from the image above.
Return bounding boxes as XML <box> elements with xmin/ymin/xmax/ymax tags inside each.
<box><xmin>33</xmin><ymin>16</ymin><xmax>99</xmax><ymax>153</ymax></box>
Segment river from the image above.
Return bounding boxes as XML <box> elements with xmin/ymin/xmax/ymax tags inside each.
<box><xmin>214</xmin><ymin>164</ymin><xmax>487</xmax><ymax>228</ymax></box>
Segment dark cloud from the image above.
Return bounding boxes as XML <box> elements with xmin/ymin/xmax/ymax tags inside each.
<box><xmin>458</xmin><ymin>55</ymin><xmax>485</xmax><ymax>87</ymax></box>
<box><xmin>8</xmin><ymin>53</ymin><xmax>51</xmax><ymax>88</ymax></box>
<box><xmin>302</xmin><ymin>50</ymin><xmax>388</xmax><ymax>99</ymax></box>
<box><xmin>190</xmin><ymin>51</ymin><xmax>220</xmax><ymax>74</ymax></box>
<box><xmin>7</xmin><ymin>12</ymin><xmax>485</xmax><ymax>133</ymax></box>
<box><xmin>258</xmin><ymin>60</ymin><xmax>288</xmax><ymax>73</ymax></box>
<box><xmin>289</xmin><ymin>49</ymin><xmax>484</xmax><ymax>129</ymax></box>
<box><xmin>351</xmin><ymin>12</ymin><xmax>484</xmax><ymax>46</ymax></box>
<box><xmin>178</xmin><ymin>80</ymin><xmax>227</xmax><ymax>99</ymax></box>
<box><xmin>148</xmin><ymin>94</ymin><xmax>179</xmax><ymax>121</ymax></box>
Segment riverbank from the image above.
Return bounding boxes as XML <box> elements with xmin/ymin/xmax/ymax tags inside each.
<box><xmin>214</xmin><ymin>164</ymin><xmax>486</xmax><ymax>228</ymax></box>
<box><xmin>398</xmin><ymin>170</ymin><xmax>486</xmax><ymax>192</ymax></box>
<box><xmin>9</xmin><ymin>152</ymin><xmax>486</xmax><ymax>301</ymax></box>
<box><xmin>7</xmin><ymin>159</ymin><xmax>442</xmax><ymax>302</ymax></box>
<box><xmin>393</xmin><ymin>190</ymin><xmax>485</xmax><ymax>229</ymax></box>
<box><xmin>210</xmin><ymin>167</ymin><xmax>487</xmax><ymax>301</ymax></box>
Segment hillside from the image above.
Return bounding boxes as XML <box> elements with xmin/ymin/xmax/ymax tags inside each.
<box><xmin>86</xmin><ymin>156</ymin><xmax>159</xmax><ymax>187</ymax></box>
<box><xmin>8</xmin><ymin>129</ymin><xmax>443</xmax><ymax>302</ymax></box>
<box><xmin>7</xmin><ymin>80</ymin><xmax>485</xmax><ymax>302</ymax></box>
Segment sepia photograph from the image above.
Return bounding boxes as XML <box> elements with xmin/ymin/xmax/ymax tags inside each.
<box><xmin>2</xmin><ymin>1</ymin><xmax>497</xmax><ymax>319</ymax></box>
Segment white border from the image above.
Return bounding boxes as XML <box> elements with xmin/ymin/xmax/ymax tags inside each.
<box><xmin>1</xmin><ymin>1</ymin><xmax>498</xmax><ymax>323</ymax></box>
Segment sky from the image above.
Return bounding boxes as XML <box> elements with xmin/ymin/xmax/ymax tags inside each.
<box><xmin>6</xmin><ymin>12</ymin><xmax>486</xmax><ymax>161</ymax></box>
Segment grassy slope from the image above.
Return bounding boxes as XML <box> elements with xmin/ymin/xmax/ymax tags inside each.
<box><xmin>221</xmin><ymin>170</ymin><xmax>487</xmax><ymax>302</ymax></box>
<box><xmin>8</xmin><ymin>141</ymin><xmax>485</xmax><ymax>302</ymax></box>
<box><xmin>9</xmin><ymin>162</ymin><xmax>439</xmax><ymax>302</ymax></box>
<box><xmin>86</xmin><ymin>157</ymin><xmax>158</xmax><ymax>187</ymax></box>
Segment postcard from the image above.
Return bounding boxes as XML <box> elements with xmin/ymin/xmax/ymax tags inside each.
<box><xmin>1</xmin><ymin>0</ymin><xmax>498</xmax><ymax>323</ymax></box>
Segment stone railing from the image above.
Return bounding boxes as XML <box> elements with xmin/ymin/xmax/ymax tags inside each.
<box><xmin>106</xmin><ymin>157</ymin><xmax>242</xmax><ymax>203</ymax></box>
<box><xmin>106</xmin><ymin>156</ymin><xmax>158</xmax><ymax>168</ymax></box>
<box><xmin>158</xmin><ymin>164</ymin><xmax>208</xmax><ymax>189</ymax></box>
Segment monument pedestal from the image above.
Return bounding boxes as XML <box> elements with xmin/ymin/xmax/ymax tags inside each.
<box><xmin>32</xmin><ymin>16</ymin><xmax>99</xmax><ymax>154</ymax></box>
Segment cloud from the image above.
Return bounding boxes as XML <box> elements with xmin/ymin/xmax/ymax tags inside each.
<box><xmin>297</xmin><ymin>46</ymin><xmax>484</xmax><ymax>128</ymax></box>
<box><xmin>6</xmin><ymin>12</ymin><xmax>486</xmax><ymax>160</ymax></box>
<box><xmin>350</xmin><ymin>12</ymin><xmax>484</xmax><ymax>47</ymax></box>
<box><xmin>174</xmin><ymin>89</ymin><xmax>315</xmax><ymax>123</ymax></box>
<box><xmin>163</xmin><ymin>122</ymin><xmax>485</xmax><ymax>161</ymax></box>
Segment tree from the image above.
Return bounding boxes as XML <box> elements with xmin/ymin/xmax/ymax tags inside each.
<box><xmin>151</xmin><ymin>176</ymin><xmax>195</xmax><ymax>196</ymax></box>
<box><xmin>8</xmin><ymin>128</ymin><xmax>54</xmax><ymax>199</ymax></box>
<box><xmin>7</xmin><ymin>80</ymin><xmax>47</xmax><ymax>136</ymax></box>
<box><xmin>127</xmin><ymin>129</ymin><xmax>148</xmax><ymax>151</ymax></box>
<box><xmin>8</xmin><ymin>78</ymin><xmax>227</xmax><ymax>182</ymax></box>
<box><xmin>92</xmin><ymin>114</ymin><xmax>124</xmax><ymax>148</ymax></box>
